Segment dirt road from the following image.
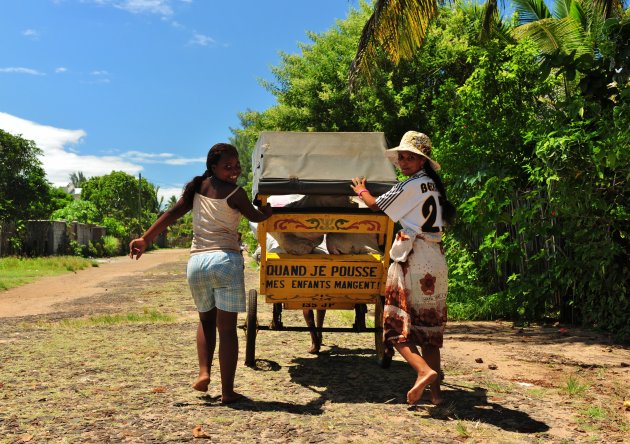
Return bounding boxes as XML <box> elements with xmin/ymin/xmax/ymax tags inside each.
<box><xmin>0</xmin><ymin>248</ymin><xmax>628</xmax><ymax>443</ymax></box>
<box><xmin>0</xmin><ymin>248</ymin><xmax>189</xmax><ymax>318</ymax></box>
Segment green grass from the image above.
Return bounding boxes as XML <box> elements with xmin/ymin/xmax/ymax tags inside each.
<box><xmin>0</xmin><ymin>255</ymin><xmax>98</xmax><ymax>290</ymax></box>
<box><xmin>526</xmin><ymin>388</ymin><xmax>550</xmax><ymax>398</ymax></box>
<box><xmin>455</xmin><ymin>421</ymin><xmax>469</xmax><ymax>438</ymax></box>
<box><xmin>484</xmin><ymin>380</ymin><xmax>515</xmax><ymax>394</ymax></box>
<box><xmin>562</xmin><ymin>374</ymin><xmax>590</xmax><ymax>397</ymax></box>
<box><xmin>585</xmin><ymin>406</ymin><xmax>606</xmax><ymax>420</ymax></box>
<box><xmin>334</xmin><ymin>307</ymin><xmax>376</xmax><ymax>328</ymax></box>
<box><xmin>38</xmin><ymin>308</ymin><xmax>176</xmax><ymax>328</ymax></box>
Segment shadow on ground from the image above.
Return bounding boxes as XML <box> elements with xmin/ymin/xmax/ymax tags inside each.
<box><xmin>220</xmin><ymin>346</ymin><xmax>549</xmax><ymax>434</ymax></box>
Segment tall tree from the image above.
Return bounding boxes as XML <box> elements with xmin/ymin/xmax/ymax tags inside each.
<box><xmin>0</xmin><ymin>129</ymin><xmax>51</xmax><ymax>223</ymax></box>
<box><xmin>166</xmin><ymin>195</ymin><xmax>178</xmax><ymax>210</ymax></box>
<box><xmin>69</xmin><ymin>171</ymin><xmax>87</xmax><ymax>188</ymax></box>
<box><xmin>511</xmin><ymin>0</ymin><xmax>628</xmax><ymax>97</ymax></box>
<box><xmin>349</xmin><ymin>0</ymin><xmax>440</xmax><ymax>88</ymax></box>
<box><xmin>80</xmin><ymin>171</ymin><xmax>159</xmax><ymax>239</ymax></box>
<box><xmin>511</xmin><ymin>0</ymin><xmax>627</xmax><ymax>57</ymax></box>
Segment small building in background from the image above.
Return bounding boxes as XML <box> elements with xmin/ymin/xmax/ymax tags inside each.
<box><xmin>64</xmin><ymin>184</ymin><xmax>82</xmax><ymax>200</ymax></box>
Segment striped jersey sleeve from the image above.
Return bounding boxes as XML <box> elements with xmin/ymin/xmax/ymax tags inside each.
<box><xmin>375</xmin><ymin>173</ymin><xmax>426</xmax><ymax>222</ymax></box>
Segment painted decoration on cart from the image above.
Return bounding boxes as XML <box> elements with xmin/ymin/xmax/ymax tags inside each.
<box><xmin>269</xmin><ymin>214</ymin><xmax>387</xmax><ymax>233</ymax></box>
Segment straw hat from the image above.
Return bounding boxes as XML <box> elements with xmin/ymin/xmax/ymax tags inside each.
<box><xmin>385</xmin><ymin>131</ymin><xmax>441</xmax><ymax>171</ymax></box>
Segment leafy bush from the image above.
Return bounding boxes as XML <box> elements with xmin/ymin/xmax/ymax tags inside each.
<box><xmin>86</xmin><ymin>241</ymin><xmax>99</xmax><ymax>258</ymax></box>
<box><xmin>101</xmin><ymin>235</ymin><xmax>121</xmax><ymax>257</ymax></box>
<box><xmin>101</xmin><ymin>217</ymin><xmax>127</xmax><ymax>239</ymax></box>
<box><xmin>68</xmin><ymin>240</ymin><xmax>85</xmax><ymax>257</ymax></box>
<box><xmin>51</xmin><ymin>200</ymin><xmax>99</xmax><ymax>224</ymax></box>
<box><xmin>166</xmin><ymin>212</ymin><xmax>192</xmax><ymax>248</ymax></box>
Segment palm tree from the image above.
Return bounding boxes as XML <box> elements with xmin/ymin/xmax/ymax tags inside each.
<box><xmin>69</xmin><ymin>171</ymin><xmax>87</xmax><ymax>188</ymax></box>
<box><xmin>167</xmin><ymin>195</ymin><xmax>178</xmax><ymax>210</ymax></box>
<box><xmin>348</xmin><ymin>0</ymin><xmax>518</xmax><ymax>89</ymax></box>
<box><xmin>152</xmin><ymin>184</ymin><xmax>164</xmax><ymax>213</ymax></box>
<box><xmin>349</xmin><ymin>0</ymin><xmax>626</xmax><ymax>88</ymax></box>
<box><xmin>511</xmin><ymin>0</ymin><xmax>626</xmax><ymax>57</ymax></box>
<box><xmin>349</xmin><ymin>0</ymin><xmax>440</xmax><ymax>89</ymax></box>
<box><xmin>510</xmin><ymin>0</ymin><xmax>627</xmax><ymax>97</ymax></box>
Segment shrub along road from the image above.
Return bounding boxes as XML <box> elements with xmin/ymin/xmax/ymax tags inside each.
<box><xmin>0</xmin><ymin>248</ymin><xmax>628</xmax><ymax>443</ymax></box>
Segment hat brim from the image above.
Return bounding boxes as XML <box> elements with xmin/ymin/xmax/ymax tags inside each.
<box><xmin>385</xmin><ymin>146</ymin><xmax>441</xmax><ymax>171</ymax></box>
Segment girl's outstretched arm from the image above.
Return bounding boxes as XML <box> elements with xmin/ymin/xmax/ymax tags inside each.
<box><xmin>129</xmin><ymin>197</ymin><xmax>192</xmax><ymax>259</ymax></box>
<box><xmin>228</xmin><ymin>188</ymin><xmax>272</xmax><ymax>222</ymax></box>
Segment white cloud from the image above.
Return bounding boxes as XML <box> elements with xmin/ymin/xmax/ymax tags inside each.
<box><xmin>0</xmin><ymin>67</ymin><xmax>45</xmax><ymax>75</ymax></box>
<box><xmin>55</xmin><ymin>67</ymin><xmax>68</xmax><ymax>73</ymax></box>
<box><xmin>156</xmin><ymin>186</ymin><xmax>184</xmax><ymax>205</ymax></box>
<box><xmin>0</xmin><ymin>112</ymin><xmax>142</xmax><ymax>187</ymax></box>
<box><xmin>22</xmin><ymin>29</ymin><xmax>40</xmax><ymax>40</ymax></box>
<box><xmin>189</xmin><ymin>32</ymin><xmax>214</xmax><ymax>46</ymax></box>
<box><xmin>83</xmin><ymin>70</ymin><xmax>111</xmax><ymax>84</ymax></box>
<box><xmin>83</xmin><ymin>1</ymin><xmax>213</xmax><ymax>49</ymax></box>
<box><xmin>162</xmin><ymin>157</ymin><xmax>205</xmax><ymax>166</ymax></box>
<box><xmin>84</xmin><ymin>78</ymin><xmax>111</xmax><ymax>84</ymax></box>
<box><xmin>121</xmin><ymin>150</ymin><xmax>205</xmax><ymax>165</ymax></box>
<box><xmin>87</xmin><ymin>0</ymin><xmax>174</xmax><ymax>16</ymax></box>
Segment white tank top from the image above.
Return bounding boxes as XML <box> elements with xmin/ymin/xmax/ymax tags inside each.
<box><xmin>190</xmin><ymin>188</ymin><xmax>241</xmax><ymax>254</ymax></box>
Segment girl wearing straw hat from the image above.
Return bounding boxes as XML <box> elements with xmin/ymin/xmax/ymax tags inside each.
<box><xmin>351</xmin><ymin>131</ymin><xmax>455</xmax><ymax>406</ymax></box>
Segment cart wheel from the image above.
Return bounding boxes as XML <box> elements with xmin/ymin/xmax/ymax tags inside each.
<box><xmin>245</xmin><ymin>289</ymin><xmax>258</xmax><ymax>367</ymax></box>
<box><xmin>374</xmin><ymin>296</ymin><xmax>392</xmax><ymax>369</ymax></box>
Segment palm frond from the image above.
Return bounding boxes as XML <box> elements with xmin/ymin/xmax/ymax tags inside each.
<box><xmin>569</xmin><ymin>0</ymin><xmax>588</xmax><ymax>31</ymax></box>
<box><xmin>349</xmin><ymin>0</ymin><xmax>439</xmax><ymax>89</ymax></box>
<box><xmin>553</xmin><ymin>0</ymin><xmax>573</xmax><ymax>19</ymax></box>
<box><xmin>457</xmin><ymin>0</ymin><xmax>514</xmax><ymax>44</ymax></box>
<box><xmin>513</xmin><ymin>16</ymin><xmax>591</xmax><ymax>56</ymax></box>
<box><xmin>512</xmin><ymin>0</ymin><xmax>552</xmax><ymax>24</ymax></box>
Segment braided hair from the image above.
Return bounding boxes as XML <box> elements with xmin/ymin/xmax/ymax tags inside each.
<box><xmin>182</xmin><ymin>143</ymin><xmax>239</xmax><ymax>205</ymax></box>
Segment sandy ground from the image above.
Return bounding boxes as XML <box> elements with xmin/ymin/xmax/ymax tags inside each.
<box><xmin>3</xmin><ymin>247</ymin><xmax>624</xmax><ymax>385</ymax></box>
<box><xmin>0</xmin><ymin>248</ymin><xmax>190</xmax><ymax>318</ymax></box>
<box><xmin>1</xmin><ymin>248</ymin><xmax>628</xmax><ymax>443</ymax></box>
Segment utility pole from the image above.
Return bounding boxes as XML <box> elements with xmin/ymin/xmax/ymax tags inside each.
<box><xmin>138</xmin><ymin>172</ymin><xmax>142</xmax><ymax>219</ymax></box>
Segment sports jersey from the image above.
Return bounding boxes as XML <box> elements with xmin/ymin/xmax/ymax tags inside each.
<box><xmin>375</xmin><ymin>171</ymin><xmax>444</xmax><ymax>236</ymax></box>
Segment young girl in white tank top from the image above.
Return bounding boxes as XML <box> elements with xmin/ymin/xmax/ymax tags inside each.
<box><xmin>129</xmin><ymin>143</ymin><xmax>272</xmax><ymax>404</ymax></box>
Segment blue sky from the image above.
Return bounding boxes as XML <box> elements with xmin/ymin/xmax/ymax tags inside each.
<box><xmin>1</xmin><ymin>0</ymin><xmax>360</xmax><ymax>203</ymax></box>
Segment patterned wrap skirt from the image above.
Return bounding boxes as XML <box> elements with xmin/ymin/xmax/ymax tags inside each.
<box><xmin>383</xmin><ymin>230</ymin><xmax>448</xmax><ymax>354</ymax></box>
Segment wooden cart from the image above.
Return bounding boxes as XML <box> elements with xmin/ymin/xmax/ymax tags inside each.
<box><xmin>245</xmin><ymin>132</ymin><xmax>398</xmax><ymax>367</ymax></box>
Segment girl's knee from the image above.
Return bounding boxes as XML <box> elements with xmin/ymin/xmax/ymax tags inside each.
<box><xmin>216</xmin><ymin>310</ymin><xmax>238</xmax><ymax>332</ymax></box>
<box><xmin>199</xmin><ymin>309</ymin><xmax>216</xmax><ymax>322</ymax></box>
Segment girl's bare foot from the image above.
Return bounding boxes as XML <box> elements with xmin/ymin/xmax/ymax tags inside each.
<box><xmin>421</xmin><ymin>383</ymin><xmax>444</xmax><ymax>405</ymax></box>
<box><xmin>407</xmin><ymin>370</ymin><xmax>438</xmax><ymax>405</ymax></box>
<box><xmin>220</xmin><ymin>391</ymin><xmax>244</xmax><ymax>404</ymax></box>
<box><xmin>308</xmin><ymin>332</ymin><xmax>322</xmax><ymax>354</ymax></box>
<box><xmin>308</xmin><ymin>342</ymin><xmax>320</xmax><ymax>354</ymax></box>
<box><xmin>429</xmin><ymin>384</ymin><xmax>443</xmax><ymax>405</ymax></box>
<box><xmin>192</xmin><ymin>373</ymin><xmax>210</xmax><ymax>392</ymax></box>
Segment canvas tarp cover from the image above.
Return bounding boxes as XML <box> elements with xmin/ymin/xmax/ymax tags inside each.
<box><xmin>252</xmin><ymin>131</ymin><xmax>397</xmax><ymax>197</ymax></box>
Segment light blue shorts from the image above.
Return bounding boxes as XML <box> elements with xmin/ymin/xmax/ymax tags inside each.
<box><xmin>186</xmin><ymin>251</ymin><xmax>246</xmax><ymax>313</ymax></box>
